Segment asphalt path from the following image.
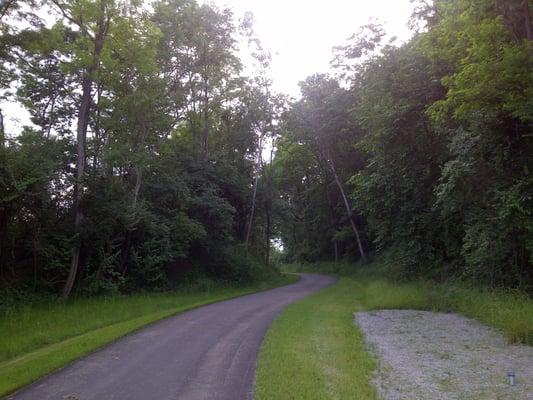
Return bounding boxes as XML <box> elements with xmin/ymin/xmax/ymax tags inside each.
<box><xmin>8</xmin><ymin>273</ymin><xmax>335</xmax><ymax>400</ymax></box>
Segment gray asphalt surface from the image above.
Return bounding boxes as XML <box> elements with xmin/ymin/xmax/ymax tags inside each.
<box><xmin>7</xmin><ymin>273</ymin><xmax>335</xmax><ymax>400</ymax></box>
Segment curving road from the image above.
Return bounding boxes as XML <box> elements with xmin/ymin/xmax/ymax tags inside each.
<box><xmin>7</xmin><ymin>274</ymin><xmax>335</xmax><ymax>400</ymax></box>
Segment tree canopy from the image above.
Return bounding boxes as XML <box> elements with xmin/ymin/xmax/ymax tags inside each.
<box><xmin>274</xmin><ymin>0</ymin><xmax>533</xmax><ymax>289</ymax></box>
<box><xmin>1</xmin><ymin>0</ymin><xmax>532</xmax><ymax>296</ymax></box>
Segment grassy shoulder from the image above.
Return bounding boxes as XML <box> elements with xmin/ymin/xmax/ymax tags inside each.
<box><xmin>255</xmin><ymin>277</ymin><xmax>377</xmax><ymax>400</ymax></box>
<box><xmin>0</xmin><ymin>273</ymin><xmax>298</xmax><ymax>397</ymax></box>
<box><xmin>255</xmin><ymin>261</ymin><xmax>533</xmax><ymax>400</ymax></box>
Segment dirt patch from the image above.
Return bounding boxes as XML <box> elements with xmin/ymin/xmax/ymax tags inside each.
<box><xmin>355</xmin><ymin>310</ymin><xmax>533</xmax><ymax>400</ymax></box>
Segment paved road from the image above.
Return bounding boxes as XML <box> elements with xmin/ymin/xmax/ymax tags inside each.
<box><xmin>8</xmin><ymin>274</ymin><xmax>335</xmax><ymax>400</ymax></box>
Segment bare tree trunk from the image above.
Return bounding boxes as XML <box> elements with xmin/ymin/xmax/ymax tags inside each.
<box><xmin>63</xmin><ymin>0</ymin><xmax>109</xmax><ymax>298</ymax></box>
<box><xmin>327</xmin><ymin>158</ymin><xmax>367</xmax><ymax>263</ymax></box>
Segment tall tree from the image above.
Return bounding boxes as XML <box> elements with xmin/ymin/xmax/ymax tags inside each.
<box><xmin>49</xmin><ymin>0</ymin><xmax>114</xmax><ymax>297</ymax></box>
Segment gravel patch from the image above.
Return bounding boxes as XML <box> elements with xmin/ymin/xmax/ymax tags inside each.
<box><xmin>355</xmin><ymin>310</ymin><xmax>533</xmax><ymax>400</ymax></box>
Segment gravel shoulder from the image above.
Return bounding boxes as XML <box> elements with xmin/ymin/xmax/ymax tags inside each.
<box><xmin>355</xmin><ymin>310</ymin><xmax>533</xmax><ymax>400</ymax></box>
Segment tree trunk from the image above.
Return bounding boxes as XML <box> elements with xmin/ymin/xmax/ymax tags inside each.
<box><xmin>132</xmin><ymin>166</ymin><xmax>142</xmax><ymax>208</ymax></box>
<box><xmin>93</xmin><ymin>83</ymin><xmax>103</xmax><ymax>173</ymax></box>
<box><xmin>264</xmin><ymin>142</ymin><xmax>275</xmax><ymax>264</ymax></box>
<box><xmin>265</xmin><ymin>203</ymin><xmax>271</xmax><ymax>264</ymax></box>
<box><xmin>63</xmin><ymin>74</ymin><xmax>92</xmax><ymax>298</ymax></box>
<box><xmin>62</xmin><ymin>0</ymin><xmax>109</xmax><ymax>298</ymax></box>
<box><xmin>201</xmin><ymin>79</ymin><xmax>209</xmax><ymax>160</ymax></box>
<box><xmin>0</xmin><ymin>108</ymin><xmax>4</xmax><ymax>147</ymax></box>
<box><xmin>245</xmin><ymin>132</ymin><xmax>264</xmax><ymax>248</ymax></box>
<box><xmin>328</xmin><ymin>158</ymin><xmax>367</xmax><ymax>263</ymax></box>
<box><xmin>245</xmin><ymin>167</ymin><xmax>260</xmax><ymax>248</ymax></box>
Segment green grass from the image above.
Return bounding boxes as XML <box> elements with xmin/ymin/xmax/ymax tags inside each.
<box><xmin>255</xmin><ymin>261</ymin><xmax>533</xmax><ymax>399</ymax></box>
<box><xmin>285</xmin><ymin>262</ymin><xmax>533</xmax><ymax>345</ymax></box>
<box><xmin>255</xmin><ymin>278</ymin><xmax>377</xmax><ymax>400</ymax></box>
<box><xmin>0</xmin><ymin>274</ymin><xmax>298</xmax><ymax>397</ymax></box>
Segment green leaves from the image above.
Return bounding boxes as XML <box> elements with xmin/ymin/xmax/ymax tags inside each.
<box><xmin>275</xmin><ymin>0</ymin><xmax>533</xmax><ymax>287</ymax></box>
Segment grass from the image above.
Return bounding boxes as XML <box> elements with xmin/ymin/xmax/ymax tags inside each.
<box><xmin>255</xmin><ymin>278</ymin><xmax>377</xmax><ymax>400</ymax></box>
<box><xmin>285</xmin><ymin>261</ymin><xmax>533</xmax><ymax>345</ymax></box>
<box><xmin>255</xmin><ymin>261</ymin><xmax>533</xmax><ymax>399</ymax></box>
<box><xmin>0</xmin><ymin>274</ymin><xmax>298</xmax><ymax>397</ymax></box>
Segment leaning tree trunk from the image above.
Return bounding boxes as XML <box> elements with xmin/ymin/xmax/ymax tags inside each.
<box><xmin>327</xmin><ymin>158</ymin><xmax>367</xmax><ymax>263</ymax></box>
<box><xmin>63</xmin><ymin>0</ymin><xmax>109</xmax><ymax>298</ymax></box>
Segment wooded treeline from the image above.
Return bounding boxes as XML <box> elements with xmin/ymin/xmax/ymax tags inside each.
<box><xmin>0</xmin><ymin>0</ymin><xmax>283</xmax><ymax>296</ymax></box>
<box><xmin>275</xmin><ymin>0</ymin><xmax>533</xmax><ymax>289</ymax></box>
<box><xmin>1</xmin><ymin>0</ymin><xmax>532</xmax><ymax>296</ymax></box>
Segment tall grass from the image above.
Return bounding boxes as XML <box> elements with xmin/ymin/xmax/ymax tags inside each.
<box><xmin>2</xmin><ymin>290</ymin><xmax>238</xmax><ymax>362</ymax></box>
<box><xmin>0</xmin><ymin>274</ymin><xmax>298</xmax><ymax>396</ymax></box>
<box><xmin>283</xmin><ymin>262</ymin><xmax>533</xmax><ymax>345</ymax></box>
<box><xmin>360</xmin><ymin>279</ymin><xmax>533</xmax><ymax>344</ymax></box>
<box><xmin>0</xmin><ymin>275</ymin><xmax>295</xmax><ymax>362</ymax></box>
<box><xmin>255</xmin><ymin>261</ymin><xmax>533</xmax><ymax>399</ymax></box>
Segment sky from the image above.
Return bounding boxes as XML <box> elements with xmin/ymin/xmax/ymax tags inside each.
<box><xmin>206</xmin><ymin>0</ymin><xmax>416</xmax><ymax>97</ymax></box>
<box><xmin>2</xmin><ymin>0</ymin><xmax>416</xmax><ymax>133</ymax></box>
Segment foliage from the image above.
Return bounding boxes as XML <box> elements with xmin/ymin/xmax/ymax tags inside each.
<box><xmin>0</xmin><ymin>0</ymin><xmax>281</xmax><ymax>296</ymax></box>
<box><xmin>275</xmin><ymin>0</ymin><xmax>533</xmax><ymax>289</ymax></box>
<box><xmin>2</xmin><ymin>0</ymin><xmax>532</xmax><ymax>294</ymax></box>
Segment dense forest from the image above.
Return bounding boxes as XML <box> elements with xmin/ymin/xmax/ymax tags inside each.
<box><xmin>0</xmin><ymin>0</ymin><xmax>532</xmax><ymax>299</ymax></box>
<box><xmin>275</xmin><ymin>0</ymin><xmax>533</xmax><ymax>289</ymax></box>
<box><xmin>0</xmin><ymin>0</ymin><xmax>284</xmax><ymax>297</ymax></box>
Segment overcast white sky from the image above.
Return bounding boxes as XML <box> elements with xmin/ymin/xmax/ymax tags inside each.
<box><xmin>206</xmin><ymin>0</ymin><xmax>416</xmax><ymax>96</ymax></box>
<box><xmin>2</xmin><ymin>0</ymin><xmax>415</xmax><ymax>133</ymax></box>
